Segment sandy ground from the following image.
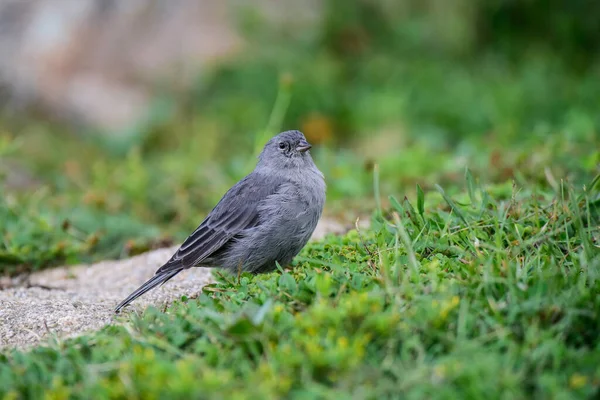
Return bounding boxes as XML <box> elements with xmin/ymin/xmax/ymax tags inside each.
<box><xmin>0</xmin><ymin>218</ymin><xmax>351</xmax><ymax>350</ymax></box>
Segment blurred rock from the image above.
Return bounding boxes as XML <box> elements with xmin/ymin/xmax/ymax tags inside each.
<box><xmin>0</xmin><ymin>0</ymin><xmax>322</xmax><ymax>134</ymax></box>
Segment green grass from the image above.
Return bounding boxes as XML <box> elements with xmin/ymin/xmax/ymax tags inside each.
<box><xmin>2</xmin><ymin>3</ymin><xmax>600</xmax><ymax>396</ymax></box>
<box><xmin>1</xmin><ymin>151</ymin><xmax>599</xmax><ymax>398</ymax></box>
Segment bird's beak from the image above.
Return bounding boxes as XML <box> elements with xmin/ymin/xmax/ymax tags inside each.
<box><xmin>296</xmin><ymin>139</ymin><xmax>312</xmax><ymax>153</ymax></box>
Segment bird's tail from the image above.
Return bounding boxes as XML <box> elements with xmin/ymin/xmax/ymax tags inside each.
<box><xmin>114</xmin><ymin>268</ymin><xmax>182</xmax><ymax>313</ymax></box>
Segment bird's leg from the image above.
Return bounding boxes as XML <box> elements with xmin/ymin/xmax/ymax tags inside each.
<box><xmin>237</xmin><ymin>259</ymin><xmax>243</xmax><ymax>285</ymax></box>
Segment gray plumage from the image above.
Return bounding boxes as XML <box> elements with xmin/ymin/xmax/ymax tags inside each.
<box><xmin>115</xmin><ymin>130</ymin><xmax>326</xmax><ymax>312</ymax></box>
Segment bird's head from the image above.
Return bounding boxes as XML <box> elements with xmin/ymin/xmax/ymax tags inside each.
<box><xmin>257</xmin><ymin>130</ymin><xmax>315</xmax><ymax>171</ymax></box>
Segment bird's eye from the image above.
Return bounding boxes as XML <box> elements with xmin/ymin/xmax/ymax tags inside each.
<box><xmin>278</xmin><ymin>142</ymin><xmax>287</xmax><ymax>150</ymax></box>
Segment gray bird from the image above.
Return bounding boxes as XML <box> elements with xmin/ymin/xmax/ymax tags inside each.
<box><xmin>115</xmin><ymin>130</ymin><xmax>326</xmax><ymax>312</ymax></box>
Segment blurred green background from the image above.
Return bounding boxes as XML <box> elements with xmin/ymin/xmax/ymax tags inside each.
<box><xmin>1</xmin><ymin>0</ymin><xmax>598</xmax><ymax>275</ymax></box>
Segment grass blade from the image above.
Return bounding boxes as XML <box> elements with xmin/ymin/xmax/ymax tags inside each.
<box><xmin>389</xmin><ymin>195</ymin><xmax>404</xmax><ymax>216</ymax></box>
<box><xmin>465</xmin><ymin>168</ymin><xmax>477</xmax><ymax>208</ymax></box>
<box><xmin>416</xmin><ymin>183</ymin><xmax>425</xmax><ymax>217</ymax></box>
<box><xmin>374</xmin><ymin>164</ymin><xmax>382</xmax><ymax>218</ymax></box>
<box><xmin>435</xmin><ymin>184</ymin><xmax>469</xmax><ymax>227</ymax></box>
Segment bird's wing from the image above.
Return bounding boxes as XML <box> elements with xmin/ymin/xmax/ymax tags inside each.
<box><xmin>156</xmin><ymin>173</ymin><xmax>280</xmax><ymax>274</ymax></box>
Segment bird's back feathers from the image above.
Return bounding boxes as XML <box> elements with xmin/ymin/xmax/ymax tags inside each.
<box><xmin>114</xmin><ymin>173</ymin><xmax>282</xmax><ymax>312</ymax></box>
